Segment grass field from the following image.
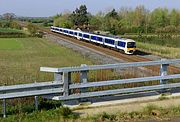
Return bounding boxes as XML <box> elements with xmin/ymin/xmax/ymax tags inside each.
<box><xmin>0</xmin><ymin>38</ymin><xmax>23</xmax><ymax>50</ymax></box>
<box><xmin>0</xmin><ymin>28</ymin><xmax>23</xmax><ymax>33</ymax></box>
<box><xmin>0</xmin><ymin>28</ymin><xmax>26</xmax><ymax>38</ymax></box>
<box><xmin>0</xmin><ymin>37</ymin><xmax>92</xmax><ymax>85</ymax></box>
<box><xmin>137</xmin><ymin>42</ymin><xmax>180</xmax><ymax>58</ymax></box>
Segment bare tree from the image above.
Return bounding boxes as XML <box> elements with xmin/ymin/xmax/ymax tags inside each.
<box><xmin>2</xmin><ymin>13</ymin><xmax>16</xmax><ymax>21</ymax></box>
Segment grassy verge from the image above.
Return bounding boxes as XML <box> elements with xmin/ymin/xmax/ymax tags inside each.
<box><xmin>0</xmin><ymin>28</ymin><xmax>26</xmax><ymax>38</ymax></box>
<box><xmin>86</xmin><ymin>104</ymin><xmax>180</xmax><ymax>122</ymax></box>
<box><xmin>2</xmin><ymin>102</ymin><xmax>180</xmax><ymax>122</ymax></box>
<box><xmin>0</xmin><ymin>28</ymin><xmax>23</xmax><ymax>33</ymax></box>
<box><xmin>0</xmin><ymin>100</ymin><xmax>78</xmax><ymax>122</ymax></box>
<box><xmin>137</xmin><ymin>42</ymin><xmax>180</xmax><ymax>58</ymax></box>
<box><xmin>0</xmin><ymin>37</ymin><xmax>92</xmax><ymax>85</ymax></box>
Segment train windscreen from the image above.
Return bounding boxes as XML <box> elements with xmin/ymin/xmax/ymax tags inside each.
<box><xmin>127</xmin><ymin>42</ymin><xmax>136</xmax><ymax>48</ymax></box>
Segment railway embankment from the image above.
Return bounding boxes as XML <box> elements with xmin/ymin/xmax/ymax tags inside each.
<box><xmin>45</xmin><ymin>33</ymin><xmax>153</xmax><ymax>77</ymax></box>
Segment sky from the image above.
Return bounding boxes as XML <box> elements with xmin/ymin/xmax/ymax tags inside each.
<box><xmin>0</xmin><ymin>0</ymin><xmax>179</xmax><ymax>17</ymax></box>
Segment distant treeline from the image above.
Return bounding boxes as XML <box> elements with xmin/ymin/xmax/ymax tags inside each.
<box><xmin>53</xmin><ymin>5</ymin><xmax>180</xmax><ymax>35</ymax></box>
<box><xmin>0</xmin><ymin>13</ymin><xmax>45</xmax><ymax>38</ymax></box>
<box><xmin>17</xmin><ymin>17</ymin><xmax>53</xmax><ymax>27</ymax></box>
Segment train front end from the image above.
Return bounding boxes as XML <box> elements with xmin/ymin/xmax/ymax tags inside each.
<box><xmin>125</xmin><ymin>40</ymin><xmax>136</xmax><ymax>54</ymax></box>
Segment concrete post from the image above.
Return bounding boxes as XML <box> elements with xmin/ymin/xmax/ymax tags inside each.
<box><xmin>79</xmin><ymin>64</ymin><xmax>89</xmax><ymax>103</ymax></box>
<box><xmin>160</xmin><ymin>61</ymin><xmax>169</xmax><ymax>85</ymax></box>
<box><xmin>54</xmin><ymin>73</ymin><xmax>62</xmax><ymax>82</ymax></box>
<box><xmin>3</xmin><ymin>99</ymin><xmax>6</xmax><ymax>118</ymax></box>
<box><xmin>34</xmin><ymin>81</ymin><xmax>38</xmax><ymax>110</ymax></box>
<box><xmin>34</xmin><ymin>96</ymin><xmax>38</xmax><ymax>110</ymax></box>
<box><xmin>62</xmin><ymin>72</ymin><xmax>70</xmax><ymax>97</ymax></box>
<box><xmin>160</xmin><ymin>59</ymin><xmax>169</xmax><ymax>93</ymax></box>
<box><xmin>80</xmin><ymin>64</ymin><xmax>88</xmax><ymax>93</ymax></box>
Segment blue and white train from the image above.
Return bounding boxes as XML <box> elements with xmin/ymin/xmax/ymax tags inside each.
<box><xmin>50</xmin><ymin>26</ymin><xmax>136</xmax><ymax>54</ymax></box>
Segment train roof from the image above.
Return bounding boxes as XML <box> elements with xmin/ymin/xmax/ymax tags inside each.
<box><xmin>119</xmin><ymin>38</ymin><xmax>135</xmax><ymax>42</ymax></box>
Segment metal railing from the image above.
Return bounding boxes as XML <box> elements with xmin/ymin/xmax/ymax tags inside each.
<box><xmin>0</xmin><ymin>59</ymin><xmax>180</xmax><ymax>117</ymax></box>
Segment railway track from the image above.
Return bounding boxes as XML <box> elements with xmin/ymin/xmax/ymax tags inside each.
<box><xmin>42</xmin><ymin>28</ymin><xmax>180</xmax><ymax>75</ymax></box>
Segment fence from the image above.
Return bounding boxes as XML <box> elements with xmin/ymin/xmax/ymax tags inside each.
<box><xmin>0</xmin><ymin>59</ymin><xmax>180</xmax><ymax>117</ymax></box>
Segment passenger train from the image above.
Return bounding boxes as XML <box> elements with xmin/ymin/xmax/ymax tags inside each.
<box><xmin>50</xmin><ymin>26</ymin><xmax>136</xmax><ymax>54</ymax></box>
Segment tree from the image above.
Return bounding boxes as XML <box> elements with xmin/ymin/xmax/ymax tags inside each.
<box><xmin>53</xmin><ymin>13</ymin><xmax>73</xmax><ymax>28</ymax></box>
<box><xmin>150</xmin><ymin>8</ymin><xmax>169</xmax><ymax>28</ymax></box>
<box><xmin>10</xmin><ymin>21</ymin><xmax>21</xmax><ymax>29</ymax></box>
<box><xmin>27</xmin><ymin>23</ymin><xmax>38</xmax><ymax>36</ymax></box>
<box><xmin>2</xmin><ymin>13</ymin><xmax>16</xmax><ymax>21</ymax></box>
<box><xmin>105</xmin><ymin>9</ymin><xmax>119</xmax><ymax>19</ymax></box>
<box><xmin>170</xmin><ymin>9</ymin><xmax>179</xmax><ymax>26</ymax></box>
<box><xmin>134</xmin><ymin>6</ymin><xmax>148</xmax><ymax>27</ymax></box>
<box><xmin>0</xmin><ymin>21</ymin><xmax>2</xmax><ymax>28</ymax></box>
<box><xmin>89</xmin><ymin>15</ymin><xmax>102</xmax><ymax>30</ymax></box>
<box><xmin>71</xmin><ymin>5</ymin><xmax>89</xmax><ymax>26</ymax></box>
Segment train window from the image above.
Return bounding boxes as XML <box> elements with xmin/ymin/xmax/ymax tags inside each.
<box><xmin>105</xmin><ymin>38</ymin><xmax>115</xmax><ymax>45</ymax></box>
<box><xmin>69</xmin><ymin>31</ymin><xmax>73</xmax><ymax>34</ymax></box>
<box><xmin>83</xmin><ymin>34</ymin><xmax>90</xmax><ymax>38</ymax></box>
<box><xmin>74</xmin><ymin>32</ymin><xmax>77</xmax><ymax>35</ymax></box>
<box><xmin>60</xmin><ymin>29</ymin><xmax>62</xmax><ymax>31</ymax></box>
<box><xmin>118</xmin><ymin>41</ymin><xmax>126</xmax><ymax>47</ymax></box>
<box><xmin>79</xmin><ymin>33</ymin><xmax>82</xmax><ymax>37</ymax></box>
<box><xmin>97</xmin><ymin>37</ymin><xmax>102</xmax><ymax>42</ymax></box>
<box><xmin>91</xmin><ymin>35</ymin><xmax>97</xmax><ymax>40</ymax></box>
<box><xmin>127</xmin><ymin>42</ymin><xmax>136</xmax><ymax>48</ymax></box>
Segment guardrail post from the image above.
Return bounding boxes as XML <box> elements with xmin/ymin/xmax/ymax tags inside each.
<box><xmin>160</xmin><ymin>59</ymin><xmax>169</xmax><ymax>93</ymax></box>
<box><xmin>54</xmin><ymin>73</ymin><xmax>62</xmax><ymax>82</ymax></box>
<box><xmin>80</xmin><ymin>64</ymin><xmax>88</xmax><ymax>93</ymax></box>
<box><xmin>34</xmin><ymin>96</ymin><xmax>38</xmax><ymax>110</ymax></box>
<box><xmin>160</xmin><ymin>60</ymin><xmax>169</xmax><ymax>85</ymax></box>
<box><xmin>62</xmin><ymin>72</ymin><xmax>70</xmax><ymax>97</ymax></box>
<box><xmin>79</xmin><ymin>64</ymin><xmax>89</xmax><ymax>102</ymax></box>
<box><xmin>2</xmin><ymin>99</ymin><xmax>6</xmax><ymax>118</ymax></box>
<box><xmin>34</xmin><ymin>81</ymin><xmax>38</xmax><ymax>110</ymax></box>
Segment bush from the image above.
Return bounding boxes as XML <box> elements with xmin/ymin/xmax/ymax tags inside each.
<box><xmin>59</xmin><ymin>107</ymin><xmax>74</xmax><ymax>118</ymax></box>
<box><xmin>27</xmin><ymin>23</ymin><xmax>38</xmax><ymax>36</ymax></box>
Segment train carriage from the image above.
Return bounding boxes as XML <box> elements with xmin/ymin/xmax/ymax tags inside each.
<box><xmin>50</xmin><ymin>26</ymin><xmax>136</xmax><ymax>54</ymax></box>
<box><xmin>90</xmin><ymin>34</ymin><xmax>104</xmax><ymax>44</ymax></box>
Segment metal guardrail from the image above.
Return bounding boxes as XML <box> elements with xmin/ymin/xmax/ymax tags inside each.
<box><xmin>40</xmin><ymin>59</ymin><xmax>180</xmax><ymax>73</ymax></box>
<box><xmin>0</xmin><ymin>59</ymin><xmax>180</xmax><ymax>118</ymax></box>
<box><xmin>0</xmin><ymin>81</ymin><xmax>63</xmax><ymax>99</ymax></box>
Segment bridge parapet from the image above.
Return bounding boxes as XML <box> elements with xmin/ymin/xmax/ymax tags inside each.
<box><xmin>0</xmin><ymin>59</ymin><xmax>180</xmax><ymax>117</ymax></box>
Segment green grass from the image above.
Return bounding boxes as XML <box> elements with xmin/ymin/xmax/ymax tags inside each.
<box><xmin>0</xmin><ymin>28</ymin><xmax>26</xmax><ymax>38</ymax></box>
<box><xmin>2</xmin><ymin>103</ymin><xmax>180</xmax><ymax>122</ymax></box>
<box><xmin>0</xmin><ymin>37</ymin><xmax>92</xmax><ymax>85</ymax></box>
<box><xmin>86</xmin><ymin>104</ymin><xmax>180</xmax><ymax>122</ymax></box>
<box><xmin>0</xmin><ymin>28</ymin><xmax>23</xmax><ymax>33</ymax></box>
<box><xmin>0</xmin><ymin>38</ymin><xmax>23</xmax><ymax>50</ymax></box>
<box><xmin>0</xmin><ymin>106</ymin><xmax>78</xmax><ymax>122</ymax></box>
<box><xmin>137</xmin><ymin>42</ymin><xmax>180</xmax><ymax>58</ymax></box>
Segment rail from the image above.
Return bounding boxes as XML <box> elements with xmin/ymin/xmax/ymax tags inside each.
<box><xmin>0</xmin><ymin>59</ymin><xmax>180</xmax><ymax>117</ymax></box>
